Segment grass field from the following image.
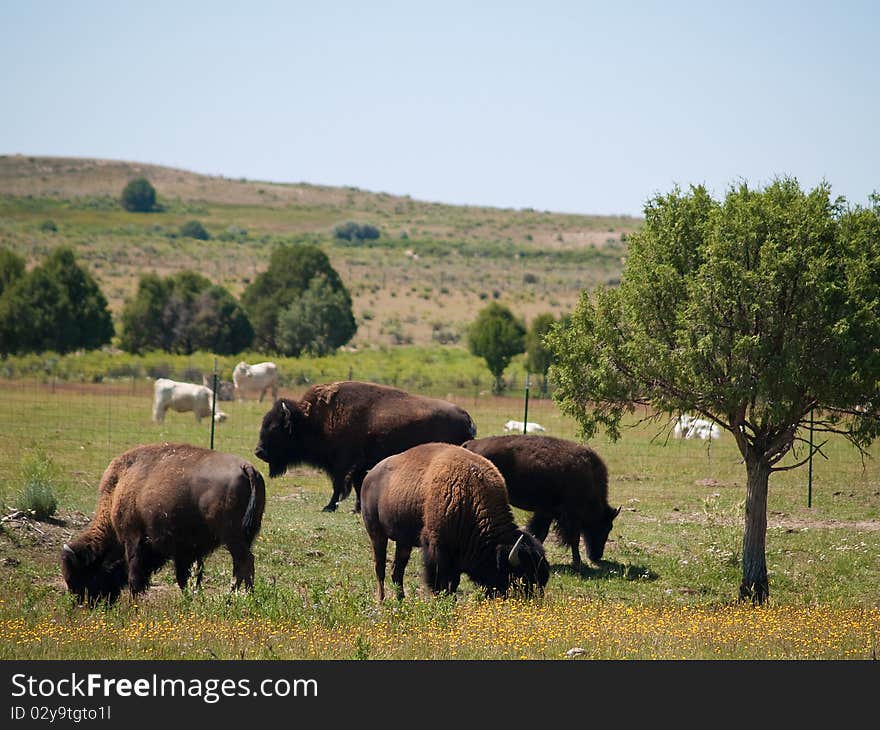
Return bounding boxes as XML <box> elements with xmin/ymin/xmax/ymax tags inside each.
<box><xmin>0</xmin><ymin>379</ymin><xmax>877</xmax><ymax>660</ymax></box>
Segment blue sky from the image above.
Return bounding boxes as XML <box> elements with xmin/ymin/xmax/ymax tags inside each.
<box><xmin>2</xmin><ymin>1</ymin><xmax>877</xmax><ymax>216</ymax></box>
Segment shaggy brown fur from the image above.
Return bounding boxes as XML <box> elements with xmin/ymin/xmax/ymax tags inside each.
<box><xmin>61</xmin><ymin>443</ymin><xmax>265</xmax><ymax>605</ymax></box>
<box><xmin>463</xmin><ymin>435</ymin><xmax>620</xmax><ymax>566</ymax></box>
<box><xmin>254</xmin><ymin>381</ymin><xmax>476</xmax><ymax>512</ymax></box>
<box><xmin>360</xmin><ymin>442</ymin><xmax>549</xmax><ymax>603</ymax></box>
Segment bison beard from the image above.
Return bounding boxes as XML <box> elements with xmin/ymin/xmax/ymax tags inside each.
<box><xmin>463</xmin><ymin>435</ymin><xmax>620</xmax><ymax>567</ymax></box>
<box><xmin>360</xmin><ymin>442</ymin><xmax>550</xmax><ymax>603</ymax></box>
<box><xmin>60</xmin><ymin>443</ymin><xmax>266</xmax><ymax>606</ymax></box>
<box><xmin>253</xmin><ymin>381</ymin><xmax>477</xmax><ymax>512</ymax></box>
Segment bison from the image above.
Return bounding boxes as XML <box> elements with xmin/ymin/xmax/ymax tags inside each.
<box><xmin>233</xmin><ymin>361</ymin><xmax>279</xmax><ymax>402</ymax></box>
<box><xmin>254</xmin><ymin>380</ymin><xmax>477</xmax><ymax>513</ymax></box>
<box><xmin>61</xmin><ymin>443</ymin><xmax>266</xmax><ymax>605</ymax></box>
<box><xmin>360</xmin><ymin>442</ymin><xmax>550</xmax><ymax>603</ymax></box>
<box><xmin>152</xmin><ymin>378</ymin><xmax>227</xmax><ymax>424</ymax></box>
<box><xmin>463</xmin><ymin>434</ymin><xmax>620</xmax><ymax>567</ymax></box>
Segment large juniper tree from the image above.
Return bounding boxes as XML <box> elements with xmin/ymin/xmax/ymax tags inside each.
<box><xmin>548</xmin><ymin>179</ymin><xmax>880</xmax><ymax>604</ymax></box>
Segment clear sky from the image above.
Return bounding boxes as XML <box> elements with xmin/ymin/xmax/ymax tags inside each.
<box><xmin>2</xmin><ymin>1</ymin><xmax>877</xmax><ymax>216</ymax></box>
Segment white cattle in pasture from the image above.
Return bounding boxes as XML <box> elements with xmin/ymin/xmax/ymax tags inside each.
<box><xmin>152</xmin><ymin>378</ymin><xmax>228</xmax><ymax>424</ymax></box>
<box><xmin>232</xmin><ymin>361</ymin><xmax>279</xmax><ymax>402</ymax></box>
<box><xmin>503</xmin><ymin>420</ymin><xmax>546</xmax><ymax>434</ymax></box>
<box><xmin>672</xmin><ymin>414</ymin><xmax>720</xmax><ymax>440</ymax></box>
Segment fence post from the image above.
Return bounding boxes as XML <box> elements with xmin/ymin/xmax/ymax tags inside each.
<box><xmin>523</xmin><ymin>372</ymin><xmax>531</xmax><ymax>434</ymax></box>
<box><xmin>210</xmin><ymin>357</ymin><xmax>218</xmax><ymax>450</ymax></box>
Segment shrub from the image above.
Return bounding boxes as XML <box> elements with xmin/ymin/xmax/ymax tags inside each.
<box><xmin>120</xmin><ymin>177</ymin><xmax>157</xmax><ymax>212</ymax></box>
<box><xmin>18</xmin><ymin>451</ymin><xmax>59</xmax><ymax>520</ymax></box>
<box><xmin>39</xmin><ymin>219</ymin><xmax>58</xmax><ymax>233</ymax></box>
<box><xmin>179</xmin><ymin>220</ymin><xmax>210</xmax><ymax>240</ymax></box>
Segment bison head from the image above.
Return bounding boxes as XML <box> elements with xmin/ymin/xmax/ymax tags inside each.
<box><xmin>583</xmin><ymin>505</ymin><xmax>621</xmax><ymax>562</ymax></box>
<box><xmin>254</xmin><ymin>398</ymin><xmax>303</xmax><ymax>478</ymax></box>
<box><xmin>496</xmin><ymin>530</ymin><xmax>550</xmax><ymax>597</ymax></box>
<box><xmin>61</xmin><ymin>543</ymin><xmax>128</xmax><ymax>606</ymax></box>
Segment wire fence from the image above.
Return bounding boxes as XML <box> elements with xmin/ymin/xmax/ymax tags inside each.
<box><xmin>1</xmin><ymin>371</ymin><xmax>863</xmax><ymax>509</ymax></box>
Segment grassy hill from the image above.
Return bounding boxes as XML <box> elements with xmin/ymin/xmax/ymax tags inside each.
<box><xmin>0</xmin><ymin>154</ymin><xmax>641</xmax><ymax>348</ymax></box>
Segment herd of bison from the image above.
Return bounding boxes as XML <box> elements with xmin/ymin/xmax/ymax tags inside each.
<box><xmin>61</xmin><ymin>381</ymin><xmax>620</xmax><ymax>606</ymax></box>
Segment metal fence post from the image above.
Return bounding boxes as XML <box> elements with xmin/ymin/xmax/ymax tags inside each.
<box><xmin>210</xmin><ymin>357</ymin><xmax>218</xmax><ymax>450</ymax></box>
<box><xmin>523</xmin><ymin>372</ymin><xmax>531</xmax><ymax>434</ymax></box>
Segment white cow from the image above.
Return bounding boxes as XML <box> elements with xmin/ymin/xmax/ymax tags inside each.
<box><xmin>503</xmin><ymin>420</ymin><xmax>546</xmax><ymax>434</ymax></box>
<box><xmin>672</xmin><ymin>414</ymin><xmax>720</xmax><ymax>440</ymax></box>
<box><xmin>232</xmin><ymin>361</ymin><xmax>279</xmax><ymax>402</ymax></box>
<box><xmin>152</xmin><ymin>378</ymin><xmax>228</xmax><ymax>424</ymax></box>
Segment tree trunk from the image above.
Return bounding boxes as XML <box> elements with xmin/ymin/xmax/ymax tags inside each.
<box><xmin>740</xmin><ymin>454</ymin><xmax>771</xmax><ymax>604</ymax></box>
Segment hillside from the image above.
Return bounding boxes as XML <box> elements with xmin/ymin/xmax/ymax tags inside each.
<box><xmin>0</xmin><ymin>155</ymin><xmax>641</xmax><ymax>348</ymax></box>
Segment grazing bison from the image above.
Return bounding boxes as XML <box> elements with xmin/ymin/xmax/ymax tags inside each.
<box><xmin>233</xmin><ymin>361</ymin><xmax>279</xmax><ymax>402</ymax></box>
<box><xmin>361</xmin><ymin>443</ymin><xmax>549</xmax><ymax>602</ymax></box>
<box><xmin>254</xmin><ymin>381</ymin><xmax>477</xmax><ymax>512</ymax></box>
<box><xmin>463</xmin><ymin>435</ymin><xmax>620</xmax><ymax>567</ymax></box>
<box><xmin>60</xmin><ymin>443</ymin><xmax>265</xmax><ymax>605</ymax></box>
<box><xmin>152</xmin><ymin>378</ymin><xmax>227</xmax><ymax>424</ymax></box>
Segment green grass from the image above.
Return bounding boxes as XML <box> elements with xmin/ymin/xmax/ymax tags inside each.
<box><xmin>0</xmin><ymin>380</ymin><xmax>877</xmax><ymax>659</ymax></box>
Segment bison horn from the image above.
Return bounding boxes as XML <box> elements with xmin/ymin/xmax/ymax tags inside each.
<box><xmin>508</xmin><ymin>534</ymin><xmax>525</xmax><ymax>568</ymax></box>
<box><xmin>614</xmin><ymin>505</ymin><xmax>622</xmax><ymax>519</ymax></box>
<box><xmin>62</xmin><ymin>543</ymin><xmax>77</xmax><ymax>566</ymax></box>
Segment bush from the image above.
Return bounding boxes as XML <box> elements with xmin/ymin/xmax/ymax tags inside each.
<box><xmin>18</xmin><ymin>451</ymin><xmax>59</xmax><ymax>520</ymax></box>
<box><xmin>120</xmin><ymin>177</ymin><xmax>157</xmax><ymax>212</ymax></box>
<box><xmin>334</xmin><ymin>221</ymin><xmax>381</xmax><ymax>242</ymax></box>
<box><xmin>39</xmin><ymin>219</ymin><xmax>58</xmax><ymax>233</ymax></box>
<box><xmin>179</xmin><ymin>220</ymin><xmax>210</xmax><ymax>240</ymax></box>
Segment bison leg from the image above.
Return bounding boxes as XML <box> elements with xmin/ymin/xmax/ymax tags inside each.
<box><xmin>229</xmin><ymin>544</ymin><xmax>255</xmax><ymax>591</ymax></box>
<box><xmin>351</xmin><ymin>468</ymin><xmax>368</xmax><ymax>514</ymax></box>
<box><xmin>422</xmin><ymin>543</ymin><xmax>457</xmax><ymax>596</ymax></box>
<box><xmin>390</xmin><ymin>543</ymin><xmax>412</xmax><ymax>601</ymax></box>
<box><xmin>322</xmin><ymin>473</ymin><xmax>349</xmax><ymax>512</ymax></box>
<box><xmin>174</xmin><ymin>558</ymin><xmax>193</xmax><ymax>591</ymax></box>
<box><xmin>369</xmin><ymin>533</ymin><xmax>389</xmax><ymax>603</ymax></box>
<box><xmin>125</xmin><ymin>539</ymin><xmax>154</xmax><ymax>596</ymax></box>
<box><xmin>194</xmin><ymin>558</ymin><xmax>205</xmax><ymax>589</ymax></box>
<box><xmin>571</xmin><ymin>537</ymin><xmax>583</xmax><ymax>569</ymax></box>
<box><xmin>526</xmin><ymin>511</ymin><xmax>553</xmax><ymax>543</ymax></box>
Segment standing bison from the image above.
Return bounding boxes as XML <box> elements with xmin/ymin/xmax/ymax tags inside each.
<box><xmin>360</xmin><ymin>442</ymin><xmax>550</xmax><ymax>602</ymax></box>
<box><xmin>152</xmin><ymin>378</ymin><xmax>227</xmax><ymax>424</ymax></box>
<box><xmin>463</xmin><ymin>435</ymin><xmax>620</xmax><ymax>567</ymax></box>
<box><xmin>254</xmin><ymin>381</ymin><xmax>477</xmax><ymax>512</ymax></box>
<box><xmin>233</xmin><ymin>361</ymin><xmax>279</xmax><ymax>402</ymax></box>
<box><xmin>61</xmin><ymin>443</ymin><xmax>265</xmax><ymax>605</ymax></box>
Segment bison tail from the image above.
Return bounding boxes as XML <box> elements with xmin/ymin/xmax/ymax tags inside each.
<box><xmin>241</xmin><ymin>465</ymin><xmax>265</xmax><ymax>546</ymax></box>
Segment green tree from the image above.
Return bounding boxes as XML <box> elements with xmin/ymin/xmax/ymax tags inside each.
<box><xmin>0</xmin><ymin>247</ymin><xmax>114</xmax><ymax>355</ymax></box>
<box><xmin>241</xmin><ymin>243</ymin><xmax>355</xmax><ymax>352</ymax></box>
<box><xmin>118</xmin><ymin>273</ymin><xmax>170</xmax><ymax>353</ymax></box>
<box><xmin>120</xmin><ymin>177</ymin><xmax>157</xmax><ymax>212</ymax></box>
<box><xmin>548</xmin><ymin>179</ymin><xmax>880</xmax><ymax>604</ymax></box>
<box><xmin>526</xmin><ymin>312</ymin><xmax>557</xmax><ymax>395</ymax></box>
<box><xmin>0</xmin><ymin>247</ymin><xmax>25</xmax><ymax>299</ymax></box>
<box><xmin>189</xmin><ymin>286</ymin><xmax>254</xmax><ymax>355</ymax></box>
<box><xmin>276</xmin><ymin>275</ymin><xmax>357</xmax><ymax>356</ymax></box>
<box><xmin>119</xmin><ymin>271</ymin><xmax>252</xmax><ymax>355</ymax></box>
<box><xmin>467</xmin><ymin>302</ymin><xmax>526</xmax><ymax>393</ymax></box>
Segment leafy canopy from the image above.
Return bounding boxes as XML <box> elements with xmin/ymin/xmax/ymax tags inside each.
<box><xmin>119</xmin><ymin>271</ymin><xmax>252</xmax><ymax>355</ymax></box>
<box><xmin>276</xmin><ymin>275</ymin><xmax>357</xmax><ymax>357</ymax></box>
<box><xmin>549</xmin><ymin>179</ymin><xmax>880</xmax><ymax>456</ymax></box>
<box><xmin>241</xmin><ymin>243</ymin><xmax>355</xmax><ymax>353</ymax></box>
<box><xmin>120</xmin><ymin>177</ymin><xmax>157</xmax><ymax>213</ymax></box>
<box><xmin>467</xmin><ymin>302</ymin><xmax>526</xmax><ymax>391</ymax></box>
<box><xmin>0</xmin><ymin>247</ymin><xmax>114</xmax><ymax>355</ymax></box>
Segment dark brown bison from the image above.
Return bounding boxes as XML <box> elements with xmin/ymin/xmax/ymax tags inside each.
<box><xmin>463</xmin><ymin>434</ymin><xmax>620</xmax><ymax>567</ymax></box>
<box><xmin>360</xmin><ymin>442</ymin><xmax>550</xmax><ymax>603</ymax></box>
<box><xmin>61</xmin><ymin>443</ymin><xmax>266</xmax><ymax>605</ymax></box>
<box><xmin>254</xmin><ymin>381</ymin><xmax>477</xmax><ymax>513</ymax></box>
